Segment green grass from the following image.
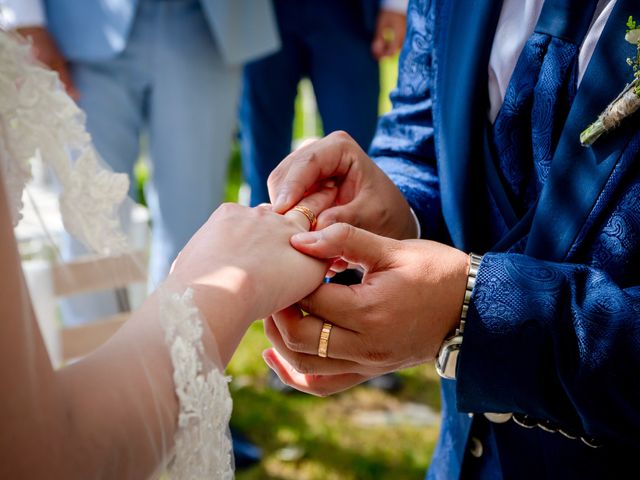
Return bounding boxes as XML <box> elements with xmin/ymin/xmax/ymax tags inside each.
<box><xmin>229</xmin><ymin>322</ymin><xmax>441</xmax><ymax>480</ymax></box>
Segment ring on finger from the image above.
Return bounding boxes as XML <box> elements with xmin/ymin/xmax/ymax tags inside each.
<box><xmin>291</xmin><ymin>205</ymin><xmax>317</xmax><ymax>230</ymax></box>
<box><xmin>317</xmin><ymin>322</ymin><xmax>333</xmax><ymax>358</ymax></box>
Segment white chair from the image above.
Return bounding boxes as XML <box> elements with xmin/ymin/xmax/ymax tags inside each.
<box><xmin>23</xmin><ymin>250</ymin><xmax>147</xmax><ymax>366</ymax></box>
<box><xmin>52</xmin><ymin>250</ymin><xmax>147</xmax><ymax>362</ymax></box>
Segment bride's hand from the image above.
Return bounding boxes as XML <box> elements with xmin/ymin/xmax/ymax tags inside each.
<box><xmin>168</xmin><ymin>186</ymin><xmax>337</xmax><ymax>329</ymax></box>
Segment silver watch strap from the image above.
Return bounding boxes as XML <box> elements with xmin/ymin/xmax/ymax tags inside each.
<box><xmin>435</xmin><ymin>253</ymin><xmax>483</xmax><ymax>379</ymax></box>
<box><xmin>458</xmin><ymin>253</ymin><xmax>483</xmax><ymax>335</ymax></box>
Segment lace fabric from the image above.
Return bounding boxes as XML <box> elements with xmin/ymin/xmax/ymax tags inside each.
<box><xmin>0</xmin><ymin>30</ymin><xmax>234</xmax><ymax>478</ymax></box>
<box><xmin>160</xmin><ymin>288</ymin><xmax>234</xmax><ymax>479</ymax></box>
<box><xmin>0</xmin><ymin>29</ymin><xmax>128</xmax><ymax>254</ymax></box>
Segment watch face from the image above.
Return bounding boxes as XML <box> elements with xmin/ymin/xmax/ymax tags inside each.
<box><xmin>435</xmin><ymin>336</ymin><xmax>463</xmax><ymax>380</ymax></box>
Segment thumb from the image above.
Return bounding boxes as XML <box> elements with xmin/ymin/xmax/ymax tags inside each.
<box><xmin>290</xmin><ymin>223</ymin><xmax>396</xmax><ymax>270</ymax></box>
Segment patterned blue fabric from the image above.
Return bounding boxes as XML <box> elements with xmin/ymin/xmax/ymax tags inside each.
<box><xmin>369</xmin><ymin>0</ymin><xmax>640</xmax><ymax>478</ymax></box>
<box><xmin>371</xmin><ymin>0</ymin><xmax>448</xmax><ymax>242</ymax></box>
<box><xmin>493</xmin><ymin>33</ymin><xmax>578</xmax><ymax>214</ymax></box>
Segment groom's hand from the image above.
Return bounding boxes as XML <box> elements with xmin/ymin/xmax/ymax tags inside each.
<box><xmin>262</xmin><ymin>223</ymin><xmax>469</xmax><ymax>397</ymax></box>
<box><xmin>268</xmin><ymin>131</ymin><xmax>417</xmax><ymax>240</ymax></box>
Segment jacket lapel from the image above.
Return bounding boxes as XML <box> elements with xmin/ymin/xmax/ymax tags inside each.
<box><xmin>526</xmin><ymin>0</ymin><xmax>639</xmax><ymax>261</ymax></box>
<box><xmin>433</xmin><ymin>0</ymin><xmax>503</xmax><ymax>252</ymax></box>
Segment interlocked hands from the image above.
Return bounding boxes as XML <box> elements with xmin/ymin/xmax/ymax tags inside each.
<box><xmin>263</xmin><ymin>132</ymin><xmax>469</xmax><ymax>396</ymax></box>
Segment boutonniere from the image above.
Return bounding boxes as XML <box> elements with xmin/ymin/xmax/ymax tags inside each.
<box><xmin>580</xmin><ymin>16</ymin><xmax>640</xmax><ymax>147</ymax></box>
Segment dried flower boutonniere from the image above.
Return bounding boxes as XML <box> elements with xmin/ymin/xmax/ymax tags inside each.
<box><xmin>580</xmin><ymin>16</ymin><xmax>640</xmax><ymax>147</ymax></box>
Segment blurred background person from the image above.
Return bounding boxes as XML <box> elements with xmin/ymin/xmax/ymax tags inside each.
<box><xmin>239</xmin><ymin>0</ymin><xmax>407</xmax><ymax>207</ymax></box>
<box><xmin>3</xmin><ymin>0</ymin><xmax>279</xmax><ymax>469</ymax></box>
<box><xmin>6</xmin><ymin>0</ymin><xmax>279</xmax><ymax>319</ymax></box>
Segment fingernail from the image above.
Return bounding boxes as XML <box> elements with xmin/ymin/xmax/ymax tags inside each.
<box><xmin>323</xmin><ymin>179</ymin><xmax>336</xmax><ymax>188</ymax></box>
<box><xmin>262</xmin><ymin>351</ymin><xmax>274</xmax><ymax>368</ymax></box>
<box><xmin>292</xmin><ymin>231</ymin><xmax>319</xmax><ymax>245</ymax></box>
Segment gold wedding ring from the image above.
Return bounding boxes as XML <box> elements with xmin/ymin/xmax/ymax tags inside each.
<box><xmin>317</xmin><ymin>322</ymin><xmax>333</xmax><ymax>358</ymax></box>
<box><xmin>292</xmin><ymin>205</ymin><xmax>317</xmax><ymax>230</ymax></box>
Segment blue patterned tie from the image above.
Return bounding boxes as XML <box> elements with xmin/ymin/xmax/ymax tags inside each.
<box><xmin>492</xmin><ymin>0</ymin><xmax>600</xmax><ymax>215</ymax></box>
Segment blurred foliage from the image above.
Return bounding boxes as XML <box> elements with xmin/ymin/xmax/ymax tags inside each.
<box><xmin>379</xmin><ymin>55</ymin><xmax>399</xmax><ymax>114</ymax></box>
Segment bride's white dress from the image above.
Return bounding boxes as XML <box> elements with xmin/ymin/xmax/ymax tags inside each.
<box><xmin>0</xmin><ymin>30</ymin><xmax>233</xmax><ymax>478</ymax></box>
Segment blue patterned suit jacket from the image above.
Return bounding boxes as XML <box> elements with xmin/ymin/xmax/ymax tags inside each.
<box><xmin>370</xmin><ymin>0</ymin><xmax>640</xmax><ymax>478</ymax></box>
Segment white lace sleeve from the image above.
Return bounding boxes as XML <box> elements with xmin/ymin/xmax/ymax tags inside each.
<box><xmin>0</xmin><ymin>30</ymin><xmax>129</xmax><ymax>254</ymax></box>
<box><xmin>159</xmin><ymin>288</ymin><xmax>234</xmax><ymax>480</ymax></box>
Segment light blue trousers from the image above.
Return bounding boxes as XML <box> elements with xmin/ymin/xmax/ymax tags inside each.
<box><xmin>62</xmin><ymin>0</ymin><xmax>240</xmax><ymax>325</ymax></box>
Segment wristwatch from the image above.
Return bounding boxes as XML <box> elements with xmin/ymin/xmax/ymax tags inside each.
<box><xmin>435</xmin><ymin>253</ymin><xmax>482</xmax><ymax>380</ymax></box>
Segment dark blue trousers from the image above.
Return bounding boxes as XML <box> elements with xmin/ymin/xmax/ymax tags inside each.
<box><xmin>239</xmin><ymin>0</ymin><xmax>380</xmax><ymax>206</ymax></box>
